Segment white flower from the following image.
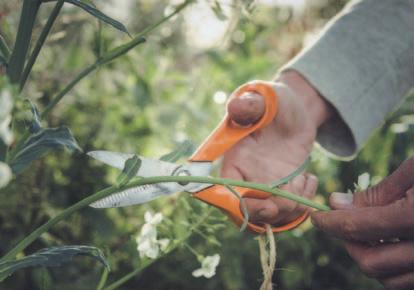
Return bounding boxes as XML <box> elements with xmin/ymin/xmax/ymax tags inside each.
<box><xmin>192</xmin><ymin>254</ymin><xmax>220</xmax><ymax>278</ymax></box>
<box><xmin>0</xmin><ymin>162</ymin><xmax>12</xmax><ymax>188</ymax></box>
<box><xmin>0</xmin><ymin>89</ymin><xmax>13</xmax><ymax>145</ymax></box>
<box><xmin>357</xmin><ymin>173</ymin><xmax>370</xmax><ymax>191</ymax></box>
<box><xmin>136</xmin><ymin>212</ymin><xmax>170</xmax><ymax>259</ymax></box>
<box><xmin>145</xmin><ymin>211</ymin><xmax>163</xmax><ymax>225</ymax></box>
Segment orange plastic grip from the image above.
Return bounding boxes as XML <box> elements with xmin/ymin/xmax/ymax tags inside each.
<box><xmin>189</xmin><ymin>81</ymin><xmax>278</xmax><ymax>162</ymax></box>
<box><xmin>190</xmin><ymin>81</ymin><xmax>309</xmax><ymax>233</ymax></box>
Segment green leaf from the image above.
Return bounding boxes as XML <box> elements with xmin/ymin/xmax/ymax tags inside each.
<box><xmin>25</xmin><ymin>99</ymin><xmax>42</xmax><ymax>133</ymax></box>
<box><xmin>160</xmin><ymin>140</ymin><xmax>194</xmax><ymax>162</ymax></box>
<box><xmin>10</xmin><ymin>127</ymin><xmax>82</xmax><ymax>173</ymax></box>
<box><xmin>271</xmin><ymin>157</ymin><xmax>310</xmax><ymax>188</ymax></box>
<box><xmin>116</xmin><ymin>155</ymin><xmax>141</xmax><ymax>187</ymax></box>
<box><xmin>210</xmin><ymin>0</ymin><xmax>227</xmax><ymax>21</ymax></box>
<box><xmin>65</xmin><ymin>0</ymin><xmax>130</xmax><ymax>36</ymax></box>
<box><xmin>0</xmin><ymin>245</ymin><xmax>110</xmax><ymax>282</ymax></box>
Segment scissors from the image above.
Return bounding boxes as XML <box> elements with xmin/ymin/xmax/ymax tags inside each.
<box><xmin>87</xmin><ymin>81</ymin><xmax>309</xmax><ymax>233</ymax></box>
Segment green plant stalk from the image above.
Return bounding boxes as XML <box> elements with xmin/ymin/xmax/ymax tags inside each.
<box><xmin>103</xmin><ymin>208</ymin><xmax>212</xmax><ymax>290</ymax></box>
<box><xmin>0</xmin><ymin>175</ymin><xmax>329</xmax><ymax>263</ymax></box>
<box><xmin>0</xmin><ymin>35</ymin><xmax>11</xmax><ymax>60</ymax></box>
<box><xmin>96</xmin><ymin>268</ymin><xmax>109</xmax><ymax>290</ymax></box>
<box><xmin>20</xmin><ymin>0</ymin><xmax>65</xmax><ymax>90</ymax></box>
<box><xmin>7</xmin><ymin>0</ymin><xmax>41</xmax><ymax>84</ymax></box>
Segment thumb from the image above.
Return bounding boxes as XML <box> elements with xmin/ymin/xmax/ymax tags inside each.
<box><xmin>227</xmin><ymin>92</ymin><xmax>265</xmax><ymax>126</ymax></box>
<box><xmin>331</xmin><ymin>157</ymin><xmax>414</xmax><ymax>209</ymax></box>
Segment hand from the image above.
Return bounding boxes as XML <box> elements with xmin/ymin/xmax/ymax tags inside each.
<box><xmin>312</xmin><ymin>157</ymin><xmax>414</xmax><ymax>290</ymax></box>
<box><xmin>221</xmin><ymin>71</ymin><xmax>332</xmax><ymax>226</ymax></box>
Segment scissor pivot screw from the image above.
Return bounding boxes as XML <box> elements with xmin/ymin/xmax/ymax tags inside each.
<box><xmin>176</xmin><ymin>169</ymin><xmax>191</xmax><ymax>186</ymax></box>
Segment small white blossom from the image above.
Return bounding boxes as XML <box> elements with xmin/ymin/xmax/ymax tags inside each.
<box><xmin>192</xmin><ymin>254</ymin><xmax>220</xmax><ymax>278</ymax></box>
<box><xmin>0</xmin><ymin>89</ymin><xmax>13</xmax><ymax>145</ymax></box>
<box><xmin>0</xmin><ymin>162</ymin><xmax>12</xmax><ymax>188</ymax></box>
<box><xmin>357</xmin><ymin>173</ymin><xmax>370</xmax><ymax>191</ymax></box>
<box><xmin>144</xmin><ymin>212</ymin><xmax>163</xmax><ymax>225</ymax></box>
<box><xmin>136</xmin><ymin>212</ymin><xmax>170</xmax><ymax>259</ymax></box>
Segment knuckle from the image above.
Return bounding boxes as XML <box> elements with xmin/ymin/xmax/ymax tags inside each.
<box><xmin>357</xmin><ymin>257</ymin><xmax>378</xmax><ymax>278</ymax></box>
<box><xmin>341</xmin><ymin>219</ymin><xmax>359</xmax><ymax>240</ymax></box>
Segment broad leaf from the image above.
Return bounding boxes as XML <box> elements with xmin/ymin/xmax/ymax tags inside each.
<box><xmin>65</xmin><ymin>0</ymin><xmax>130</xmax><ymax>36</ymax></box>
<box><xmin>10</xmin><ymin>127</ymin><xmax>82</xmax><ymax>173</ymax></box>
<box><xmin>116</xmin><ymin>155</ymin><xmax>141</xmax><ymax>187</ymax></box>
<box><xmin>0</xmin><ymin>245</ymin><xmax>110</xmax><ymax>282</ymax></box>
<box><xmin>160</xmin><ymin>140</ymin><xmax>194</xmax><ymax>162</ymax></box>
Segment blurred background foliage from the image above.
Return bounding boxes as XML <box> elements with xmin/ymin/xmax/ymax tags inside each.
<box><xmin>1</xmin><ymin>0</ymin><xmax>413</xmax><ymax>289</ymax></box>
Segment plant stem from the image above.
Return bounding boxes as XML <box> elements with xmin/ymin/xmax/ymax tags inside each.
<box><xmin>102</xmin><ymin>208</ymin><xmax>212</xmax><ymax>290</ymax></box>
<box><xmin>0</xmin><ymin>174</ymin><xmax>329</xmax><ymax>263</ymax></box>
<box><xmin>0</xmin><ymin>35</ymin><xmax>11</xmax><ymax>60</ymax></box>
<box><xmin>96</xmin><ymin>268</ymin><xmax>109</xmax><ymax>290</ymax></box>
<box><xmin>7</xmin><ymin>0</ymin><xmax>41</xmax><ymax>84</ymax></box>
<box><xmin>20</xmin><ymin>0</ymin><xmax>65</xmax><ymax>90</ymax></box>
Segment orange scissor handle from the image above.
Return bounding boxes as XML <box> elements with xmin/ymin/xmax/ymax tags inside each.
<box><xmin>190</xmin><ymin>80</ymin><xmax>309</xmax><ymax>233</ymax></box>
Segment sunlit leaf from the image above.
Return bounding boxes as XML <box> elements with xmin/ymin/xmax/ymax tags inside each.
<box><xmin>10</xmin><ymin>127</ymin><xmax>82</xmax><ymax>173</ymax></box>
<box><xmin>65</xmin><ymin>0</ymin><xmax>130</xmax><ymax>36</ymax></box>
<box><xmin>160</xmin><ymin>140</ymin><xmax>194</xmax><ymax>162</ymax></box>
<box><xmin>0</xmin><ymin>245</ymin><xmax>110</xmax><ymax>282</ymax></box>
<box><xmin>210</xmin><ymin>0</ymin><xmax>227</xmax><ymax>21</ymax></box>
<box><xmin>116</xmin><ymin>155</ymin><xmax>141</xmax><ymax>187</ymax></box>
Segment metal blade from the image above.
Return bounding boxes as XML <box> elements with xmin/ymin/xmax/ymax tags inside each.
<box><xmin>91</xmin><ymin>162</ymin><xmax>213</xmax><ymax>208</ymax></box>
<box><xmin>87</xmin><ymin>150</ymin><xmax>179</xmax><ymax>177</ymax></box>
<box><xmin>90</xmin><ymin>182</ymin><xmax>183</xmax><ymax>208</ymax></box>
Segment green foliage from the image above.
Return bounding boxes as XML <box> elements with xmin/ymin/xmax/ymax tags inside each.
<box><xmin>0</xmin><ymin>245</ymin><xmax>109</xmax><ymax>282</ymax></box>
<box><xmin>10</xmin><ymin>126</ymin><xmax>81</xmax><ymax>173</ymax></box>
<box><xmin>65</xmin><ymin>0</ymin><xmax>131</xmax><ymax>36</ymax></box>
<box><xmin>116</xmin><ymin>155</ymin><xmax>141</xmax><ymax>187</ymax></box>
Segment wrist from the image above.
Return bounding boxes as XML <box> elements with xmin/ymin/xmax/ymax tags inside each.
<box><xmin>276</xmin><ymin>70</ymin><xmax>333</xmax><ymax>128</ymax></box>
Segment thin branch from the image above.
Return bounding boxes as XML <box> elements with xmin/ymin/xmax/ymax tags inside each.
<box><xmin>225</xmin><ymin>184</ymin><xmax>249</xmax><ymax>231</ymax></box>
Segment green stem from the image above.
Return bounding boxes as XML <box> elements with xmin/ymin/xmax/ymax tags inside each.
<box><xmin>20</xmin><ymin>0</ymin><xmax>65</xmax><ymax>90</ymax></box>
<box><xmin>7</xmin><ymin>0</ymin><xmax>41</xmax><ymax>84</ymax></box>
<box><xmin>102</xmin><ymin>208</ymin><xmax>212</xmax><ymax>290</ymax></box>
<box><xmin>0</xmin><ymin>35</ymin><xmax>11</xmax><ymax>60</ymax></box>
<box><xmin>96</xmin><ymin>268</ymin><xmax>109</xmax><ymax>290</ymax></box>
<box><xmin>0</xmin><ymin>174</ymin><xmax>329</xmax><ymax>263</ymax></box>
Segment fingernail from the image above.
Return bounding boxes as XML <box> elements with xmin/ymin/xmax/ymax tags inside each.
<box><xmin>330</xmin><ymin>192</ymin><xmax>353</xmax><ymax>207</ymax></box>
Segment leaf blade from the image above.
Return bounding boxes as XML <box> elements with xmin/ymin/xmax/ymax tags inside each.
<box><xmin>116</xmin><ymin>155</ymin><xmax>142</xmax><ymax>187</ymax></box>
<box><xmin>10</xmin><ymin>127</ymin><xmax>82</xmax><ymax>174</ymax></box>
<box><xmin>0</xmin><ymin>245</ymin><xmax>109</xmax><ymax>282</ymax></box>
<box><xmin>65</xmin><ymin>0</ymin><xmax>130</xmax><ymax>36</ymax></box>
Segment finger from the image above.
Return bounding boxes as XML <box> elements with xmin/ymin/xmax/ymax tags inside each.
<box><xmin>353</xmin><ymin>157</ymin><xmax>414</xmax><ymax>207</ymax></box>
<box><xmin>381</xmin><ymin>272</ymin><xmax>414</xmax><ymax>290</ymax></box>
<box><xmin>311</xmin><ymin>200</ymin><xmax>414</xmax><ymax>241</ymax></box>
<box><xmin>345</xmin><ymin>241</ymin><xmax>414</xmax><ymax>279</ymax></box>
<box><xmin>245</xmin><ymin>197</ymin><xmax>279</xmax><ymax>224</ymax></box>
<box><xmin>227</xmin><ymin>92</ymin><xmax>265</xmax><ymax>126</ymax></box>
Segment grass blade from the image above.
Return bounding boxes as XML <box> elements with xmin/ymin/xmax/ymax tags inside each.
<box><xmin>0</xmin><ymin>35</ymin><xmax>11</xmax><ymax>61</ymax></box>
<box><xmin>271</xmin><ymin>157</ymin><xmax>310</xmax><ymax>188</ymax></box>
<box><xmin>7</xmin><ymin>0</ymin><xmax>41</xmax><ymax>84</ymax></box>
<box><xmin>65</xmin><ymin>0</ymin><xmax>130</xmax><ymax>36</ymax></box>
<box><xmin>20</xmin><ymin>0</ymin><xmax>65</xmax><ymax>89</ymax></box>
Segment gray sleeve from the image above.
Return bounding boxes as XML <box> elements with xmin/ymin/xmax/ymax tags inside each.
<box><xmin>282</xmin><ymin>0</ymin><xmax>414</xmax><ymax>159</ymax></box>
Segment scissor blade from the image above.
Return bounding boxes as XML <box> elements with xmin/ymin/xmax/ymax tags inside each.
<box><xmin>90</xmin><ymin>182</ymin><xmax>183</xmax><ymax>208</ymax></box>
<box><xmin>87</xmin><ymin>150</ymin><xmax>179</xmax><ymax>177</ymax></box>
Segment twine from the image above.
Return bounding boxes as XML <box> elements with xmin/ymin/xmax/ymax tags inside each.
<box><xmin>258</xmin><ymin>224</ymin><xmax>277</xmax><ymax>290</ymax></box>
